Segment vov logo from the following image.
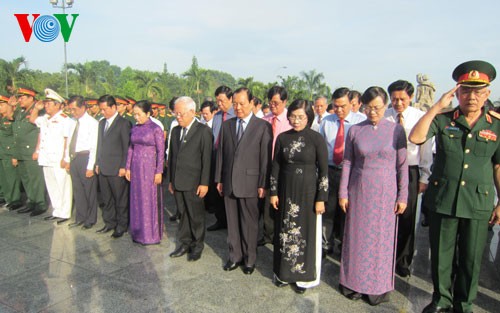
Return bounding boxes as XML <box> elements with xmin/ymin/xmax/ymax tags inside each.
<box><xmin>14</xmin><ymin>14</ymin><xmax>79</xmax><ymax>43</ymax></box>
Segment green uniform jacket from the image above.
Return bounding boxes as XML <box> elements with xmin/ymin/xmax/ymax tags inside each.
<box><xmin>424</xmin><ymin>107</ymin><xmax>500</xmax><ymax>220</ymax></box>
<box><xmin>12</xmin><ymin>105</ymin><xmax>40</xmax><ymax>160</ymax></box>
<box><xmin>0</xmin><ymin>116</ymin><xmax>15</xmax><ymax>159</ymax></box>
<box><xmin>121</xmin><ymin>112</ymin><xmax>136</xmax><ymax>125</ymax></box>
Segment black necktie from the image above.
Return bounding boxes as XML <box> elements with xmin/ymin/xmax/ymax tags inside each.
<box><xmin>69</xmin><ymin>120</ymin><xmax>80</xmax><ymax>159</ymax></box>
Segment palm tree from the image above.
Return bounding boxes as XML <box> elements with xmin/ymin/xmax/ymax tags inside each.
<box><xmin>237</xmin><ymin>77</ymin><xmax>255</xmax><ymax>90</ymax></box>
<box><xmin>0</xmin><ymin>56</ymin><xmax>28</xmax><ymax>91</ymax></box>
<box><xmin>67</xmin><ymin>62</ymin><xmax>96</xmax><ymax>95</ymax></box>
<box><xmin>300</xmin><ymin>70</ymin><xmax>325</xmax><ymax>100</ymax></box>
<box><xmin>135</xmin><ymin>71</ymin><xmax>162</xmax><ymax>101</ymax></box>
<box><xmin>182</xmin><ymin>56</ymin><xmax>208</xmax><ymax>107</ymax></box>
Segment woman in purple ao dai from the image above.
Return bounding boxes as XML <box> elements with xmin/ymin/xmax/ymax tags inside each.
<box><xmin>338</xmin><ymin>87</ymin><xmax>408</xmax><ymax>305</ymax></box>
<box><xmin>125</xmin><ymin>100</ymin><xmax>165</xmax><ymax>245</ymax></box>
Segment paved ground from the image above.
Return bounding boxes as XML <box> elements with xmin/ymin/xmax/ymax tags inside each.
<box><xmin>0</xmin><ymin>194</ymin><xmax>498</xmax><ymax>313</ymax></box>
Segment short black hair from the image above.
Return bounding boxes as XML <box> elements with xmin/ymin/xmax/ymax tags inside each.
<box><xmin>200</xmin><ymin>100</ymin><xmax>217</xmax><ymax>113</ymax></box>
<box><xmin>332</xmin><ymin>87</ymin><xmax>350</xmax><ymax>100</ymax></box>
<box><xmin>348</xmin><ymin>90</ymin><xmax>361</xmax><ymax>102</ymax></box>
<box><xmin>253</xmin><ymin>97</ymin><xmax>262</xmax><ymax>106</ymax></box>
<box><xmin>215</xmin><ymin>86</ymin><xmax>233</xmax><ymax>99</ymax></box>
<box><xmin>287</xmin><ymin>99</ymin><xmax>315</xmax><ymax>128</ymax></box>
<box><xmin>267</xmin><ymin>86</ymin><xmax>288</xmax><ymax>101</ymax></box>
<box><xmin>233</xmin><ymin>87</ymin><xmax>253</xmax><ymax>103</ymax></box>
<box><xmin>387</xmin><ymin>80</ymin><xmax>414</xmax><ymax>97</ymax></box>
<box><xmin>68</xmin><ymin>95</ymin><xmax>85</xmax><ymax>108</ymax></box>
<box><xmin>98</xmin><ymin>94</ymin><xmax>116</xmax><ymax>107</ymax></box>
<box><xmin>361</xmin><ymin>86</ymin><xmax>388</xmax><ymax>105</ymax></box>
<box><xmin>134</xmin><ymin>100</ymin><xmax>151</xmax><ymax>114</ymax></box>
<box><xmin>168</xmin><ymin>96</ymin><xmax>179</xmax><ymax>111</ymax></box>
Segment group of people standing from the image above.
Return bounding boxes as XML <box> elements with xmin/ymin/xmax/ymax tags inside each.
<box><xmin>1</xmin><ymin>60</ymin><xmax>499</xmax><ymax>313</ymax></box>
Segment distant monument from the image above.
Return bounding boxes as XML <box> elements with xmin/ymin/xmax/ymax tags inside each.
<box><xmin>414</xmin><ymin>73</ymin><xmax>436</xmax><ymax>111</ymax></box>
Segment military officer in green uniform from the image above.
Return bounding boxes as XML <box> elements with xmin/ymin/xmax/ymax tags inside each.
<box><xmin>11</xmin><ymin>87</ymin><xmax>47</xmax><ymax>216</ymax></box>
<box><xmin>115</xmin><ymin>96</ymin><xmax>135</xmax><ymax>125</ymax></box>
<box><xmin>86</xmin><ymin>99</ymin><xmax>103</xmax><ymax>121</ymax></box>
<box><xmin>0</xmin><ymin>95</ymin><xmax>22</xmax><ymax>210</ymax></box>
<box><xmin>409</xmin><ymin>60</ymin><xmax>500</xmax><ymax>313</ymax></box>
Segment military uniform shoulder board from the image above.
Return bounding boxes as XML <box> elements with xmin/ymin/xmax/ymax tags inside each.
<box><xmin>437</xmin><ymin>108</ymin><xmax>455</xmax><ymax>115</ymax></box>
<box><xmin>488</xmin><ymin>110</ymin><xmax>500</xmax><ymax>120</ymax></box>
<box><xmin>126</xmin><ymin>113</ymin><xmax>132</xmax><ymax>117</ymax></box>
<box><xmin>60</xmin><ymin>113</ymin><xmax>68</xmax><ymax>118</ymax></box>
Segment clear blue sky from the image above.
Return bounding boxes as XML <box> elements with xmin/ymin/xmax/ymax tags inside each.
<box><xmin>1</xmin><ymin>0</ymin><xmax>499</xmax><ymax>102</ymax></box>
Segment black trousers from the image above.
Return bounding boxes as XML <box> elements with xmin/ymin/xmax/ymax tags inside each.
<box><xmin>323</xmin><ymin>166</ymin><xmax>343</xmax><ymax>250</ymax></box>
<box><xmin>225</xmin><ymin>195</ymin><xmax>259</xmax><ymax>266</ymax></box>
<box><xmin>174</xmin><ymin>189</ymin><xmax>206</xmax><ymax>254</ymax></box>
<box><xmin>259</xmin><ymin>193</ymin><xmax>274</xmax><ymax>242</ymax></box>
<box><xmin>98</xmin><ymin>174</ymin><xmax>129</xmax><ymax>232</ymax></box>
<box><xmin>396</xmin><ymin>165</ymin><xmax>420</xmax><ymax>270</ymax></box>
<box><xmin>70</xmin><ymin>153</ymin><xmax>97</xmax><ymax>225</ymax></box>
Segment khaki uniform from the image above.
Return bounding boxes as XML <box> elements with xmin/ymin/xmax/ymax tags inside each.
<box><xmin>424</xmin><ymin>107</ymin><xmax>500</xmax><ymax>312</ymax></box>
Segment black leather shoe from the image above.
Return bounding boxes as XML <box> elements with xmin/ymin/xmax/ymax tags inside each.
<box><xmin>7</xmin><ymin>202</ymin><xmax>23</xmax><ymax>211</ymax></box>
<box><xmin>257</xmin><ymin>238</ymin><xmax>271</xmax><ymax>246</ymax></box>
<box><xmin>0</xmin><ymin>199</ymin><xmax>6</xmax><ymax>206</ymax></box>
<box><xmin>82</xmin><ymin>224</ymin><xmax>94</xmax><ymax>230</ymax></box>
<box><xmin>44</xmin><ymin>215</ymin><xmax>58</xmax><ymax>221</ymax></box>
<box><xmin>96</xmin><ymin>226</ymin><xmax>114</xmax><ymax>234</ymax></box>
<box><xmin>56</xmin><ymin>218</ymin><xmax>69</xmax><ymax>225</ymax></box>
<box><xmin>294</xmin><ymin>285</ymin><xmax>306</xmax><ymax>294</ymax></box>
<box><xmin>242</xmin><ymin>265</ymin><xmax>255</xmax><ymax>275</ymax></box>
<box><xmin>207</xmin><ymin>222</ymin><xmax>227</xmax><ymax>231</ymax></box>
<box><xmin>17</xmin><ymin>206</ymin><xmax>34</xmax><ymax>214</ymax></box>
<box><xmin>187</xmin><ymin>252</ymin><xmax>201</xmax><ymax>262</ymax></box>
<box><xmin>68</xmin><ymin>221</ymin><xmax>83</xmax><ymax>228</ymax></box>
<box><xmin>347</xmin><ymin>292</ymin><xmax>362</xmax><ymax>300</ymax></box>
<box><xmin>223</xmin><ymin>260</ymin><xmax>241</xmax><ymax>271</ymax></box>
<box><xmin>30</xmin><ymin>209</ymin><xmax>47</xmax><ymax>217</ymax></box>
<box><xmin>169</xmin><ymin>213</ymin><xmax>180</xmax><ymax>222</ymax></box>
<box><xmin>111</xmin><ymin>230</ymin><xmax>124</xmax><ymax>238</ymax></box>
<box><xmin>273</xmin><ymin>279</ymin><xmax>288</xmax><ymax>288</ymax></box>
<box><xmin>422</xmin><ymin>303</ymin><xmax>451</xmax><ymax>313</ymax></box>
<box><xmin>421</xmin><ymin>218</ymin><xmax>429</xmax><ymax>227</ymax></box>
<box><xmin>170</xmin><ymin>246</ymin><xmax>189</xmax><ymax>258</ymax></box>
<box><xmin>396</xmin><ymin>266</ymin><xmax>411</xmax><ymax>278</ymax></box>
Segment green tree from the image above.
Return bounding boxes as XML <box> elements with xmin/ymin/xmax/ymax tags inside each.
<box><xmin>183</xmin><ymin>56</ymin><xmax>209</xmax><ymax>107</ymax></box>
<box><xmin>135</xmin><ymin>71</ymin><xmax>162</xmax><ymax>101</ymax></box>
<box><xmin>300</xmin><ymin>69</ymin><xmax>325</xmax><ymax>100</ymax></box>
<box><xmin>0</xmin><ymin>56</ymin><xmax>28</xmax><ymax>92</ymax></box>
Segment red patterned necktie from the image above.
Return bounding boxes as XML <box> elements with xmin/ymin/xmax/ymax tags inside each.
<box><xmin>333</xmin><ymin>119</ymin><xmax>344</xmax><ymax>165</ymax></box>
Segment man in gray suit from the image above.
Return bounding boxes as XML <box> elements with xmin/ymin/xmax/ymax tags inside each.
<box><xmin>215</xmin><ymin>87</ymin><xmax>272</xmax><ymax>275</ymax></box>
<box><xmin>168</xmin><ymin>96</ymin><xmax>212</xmax><ymax>261</ymax></box>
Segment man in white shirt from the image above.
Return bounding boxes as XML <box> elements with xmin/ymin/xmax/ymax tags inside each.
<box><xmin>200</xmin><ymin>100</ymin><xmax>216</xmax><ymax>128</ymax></box>
<box><xmin>67</xmin><ymin>96</ymin><xmax>99</xmax><ymax>229</ymax></box>
<box><xmin>311</xmin><ymin>96</ymin><xmax>330</xmax><ymax>132</ymax></box>
<box><xmin>385</xmin><ymin>80</ymin><xmax>433</xmax><ymax>278</ymax></box>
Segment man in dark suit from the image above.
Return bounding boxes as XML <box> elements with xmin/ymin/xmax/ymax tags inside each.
<box><xmin>168</xmin><ymin>96</ymin><xmax>212</xmax><ymax>261</ymax></box>
<box><xmin>95</xmin><ymin>95</ymin><xmax>131</xmax><ymax>238</ymax></box>
<box><xmin>215</xmin><ymin>87</ymin><xmax>272</xmax><ymax>275</ymax></box>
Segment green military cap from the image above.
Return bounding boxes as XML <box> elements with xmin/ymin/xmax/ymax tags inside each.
<box><xmin>452</xmin><ymin>60</ymin><xmax>496</xmax><ymax>87</ymax></box>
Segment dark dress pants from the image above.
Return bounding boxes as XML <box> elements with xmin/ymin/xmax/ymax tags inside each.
<box><xmin>70</xmin><ymin>153</ymin><xmax>97</xmax><ymax>225</ymax></box>
<box><xmin>99</xmin><ymin>174</ymin><xmax>129</xmax><ymax>232</ymax></box>
<box><xmin>174</xmin><ymin>189</ymin><xmax>206</xmax><ymax>254</ymax></box>
<box><xmin>225</xmin><ymin>194</ymin><xmax>259</xmax><ymax>266</ymax></box>
<box><xmin>323</xmin><ymin>166</ymin><xmax>343</xmax><ymax>250</ymax></box>
<box><xmin>396</xmin><ymin>165</ymin><xmax>419</xmax><ymax>270</ymax></box>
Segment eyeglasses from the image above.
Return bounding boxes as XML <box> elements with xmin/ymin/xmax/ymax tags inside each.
<box><xmin>460</xmin><ymin>87</ymin><xmax>488</xmax><ymax>97</ymax></box>
<box><xmin>365</xmin><ymin>105</ymin><xmax>385</xmax><ymax>113</ymax></box>
<box><xmin>288</xmin><ymin>115</ymin><xmax>307</xmax><ymax>121</ymax></box>
<box><xmin>174</xmin><ymin>111</ymin><xmax>190</xmax><ymax>117</ymax></box>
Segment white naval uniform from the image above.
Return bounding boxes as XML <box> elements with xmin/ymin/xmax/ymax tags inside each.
<box><xmin>35</xmin><ymin>111</ymin><xmax>75</xmax><ymax>218</ymax></box>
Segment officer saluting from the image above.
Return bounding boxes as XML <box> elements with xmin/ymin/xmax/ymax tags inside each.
<box><xmin>410</xmin><ymin>60</ymin><xmax>500</xmax><ymax>313</ymax></box>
